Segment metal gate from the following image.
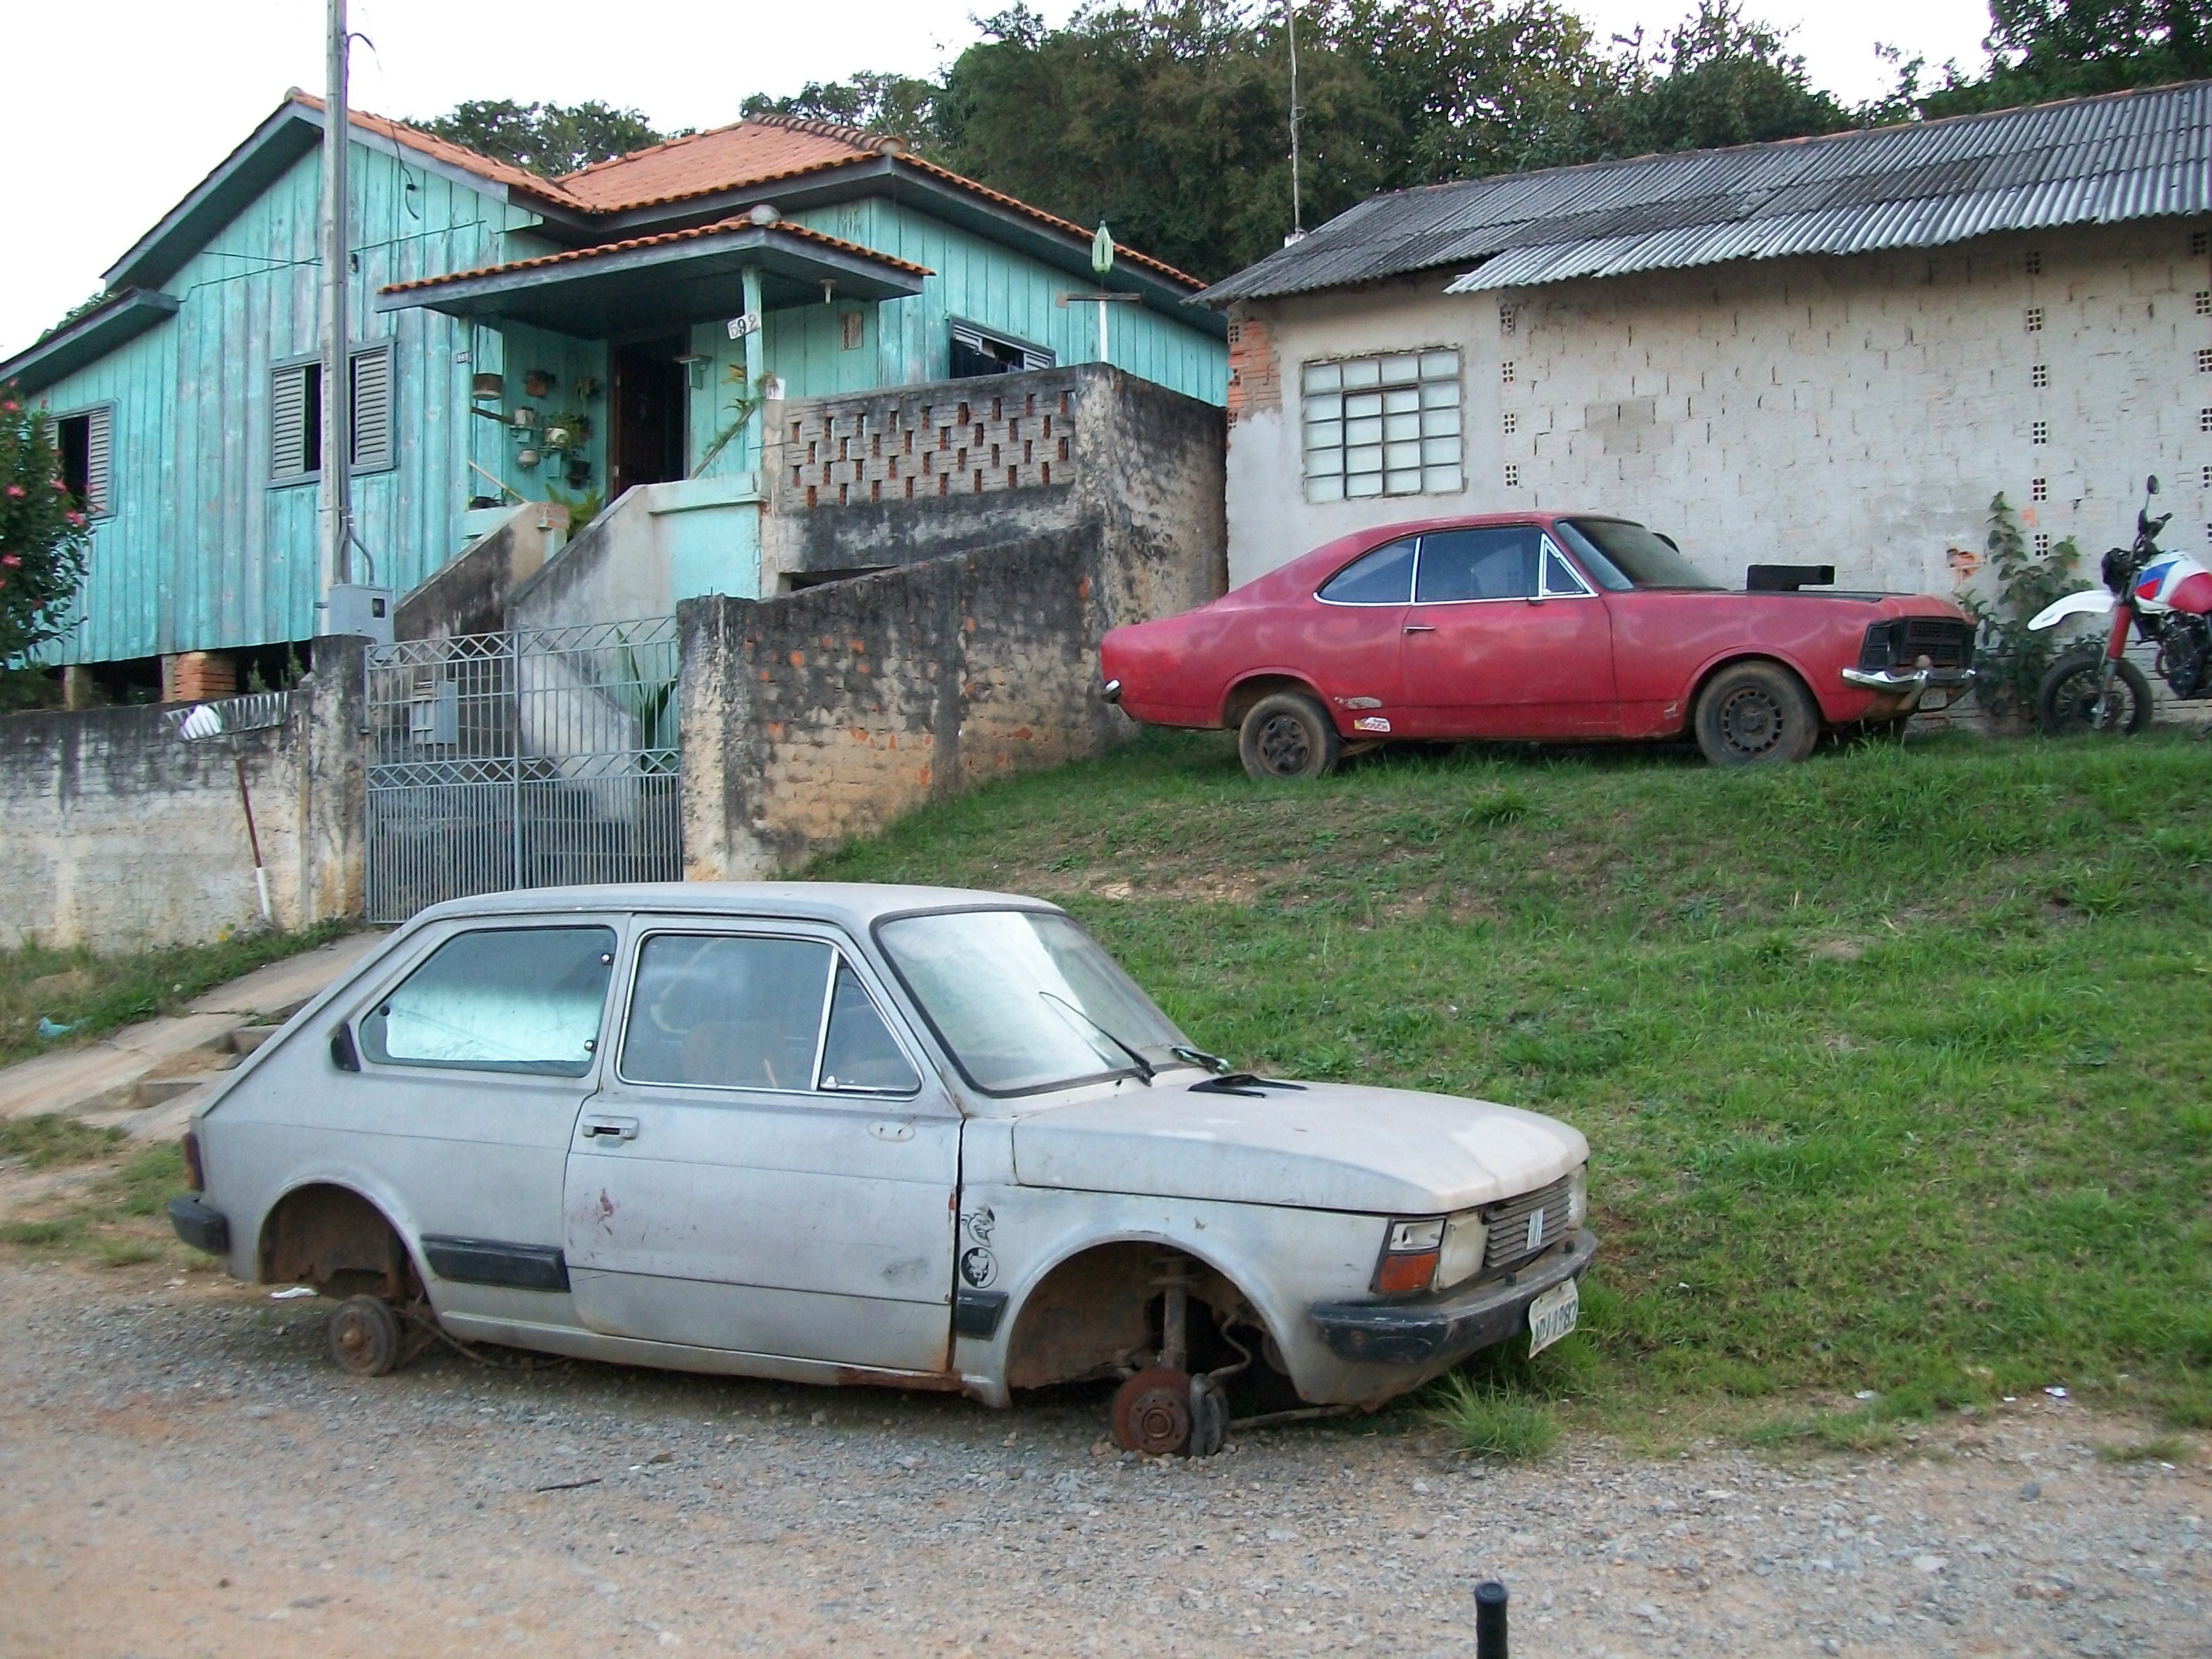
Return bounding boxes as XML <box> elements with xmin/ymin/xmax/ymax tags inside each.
<box><xmin>365</xmin><ymin>618</ymin><xmax>682</xmax><ymax>922</ymax></box>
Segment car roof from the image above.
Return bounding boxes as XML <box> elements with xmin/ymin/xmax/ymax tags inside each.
<box><xmin>407</xmin><ymin>881</ymin><xmax>1062</xmax><ymax>934</ymax></box>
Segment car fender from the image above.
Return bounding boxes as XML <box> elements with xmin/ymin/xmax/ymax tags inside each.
<box><xmin>1217</xmin><ymin>668</ymin><xmax>1336</xmax><ymax>731</ymax></box>
<box><xmin>1681</xmin><ymin>647</ymin><xmax>1830</xmax><ymax>725</ymax></box>
<box><xmin>2028</xmin><ymin>588</ymin><xmax>2116</xmax><ymax>630</ymax></box>
<box><xmin>246</xmin><ymin>1165</ymin><xmax>438</xmax><ymax>1303</ymax></box>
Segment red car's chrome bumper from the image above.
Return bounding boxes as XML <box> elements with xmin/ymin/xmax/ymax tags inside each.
<box><xmin>1840</xmin><ymin>663</ymin><xmax>1975</xmax><ymax>708</ymax></box>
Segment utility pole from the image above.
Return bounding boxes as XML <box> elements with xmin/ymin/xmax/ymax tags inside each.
<box><xmin>1286</xmin><ymin>0</ymin><xmax>1305</xmax><ymax>242</ymax></box>
<box><xmin>319</xmin><ymin>0</ymin><xmax>353</xmax><ymax>597</ymax></box>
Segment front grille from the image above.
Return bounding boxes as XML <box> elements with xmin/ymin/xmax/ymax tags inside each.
<box><xmin>1481</xmin><ymin>1174</ymin><xmax>1572</xmax><ymax>1271</ymax></box>
<box><xmin>1900</xmin><ymin>617</ymin><xmax>1975</xmax><ymax>668</ymax></box>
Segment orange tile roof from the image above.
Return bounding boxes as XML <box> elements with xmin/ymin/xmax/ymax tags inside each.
<box><xmin>556</xmin><ymin>115</ymin><xmax>887</xmax><ymax>211</ymax></box>
<box><xmin>380</xmin><ymin>216</ymin><xmax>933</xmax><ymax>295</ymax></box>
<box><xmin>289</xmin><ymin>92</ymin><xmax>586</xmax><ymax>208</ymax></box>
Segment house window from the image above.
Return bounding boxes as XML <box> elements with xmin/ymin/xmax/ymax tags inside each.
<box><xmin>56</xmin><ymin>406</ymin><xmax>113</xmax><ymax>518</ymax></box>
<box><xmin>270</xmin><ymin>343</ymin><xmax>396</xmax><ymax>485</ymax></box>
<box><xmin>949</xmin><ymin>321</ymin><xmax>1051</xmax><ymax>380</ymax></box>
<box><xmin>1300</xmin><ymin>349</ymin><xmax>1462</xmax><ymax>503</ymax></box>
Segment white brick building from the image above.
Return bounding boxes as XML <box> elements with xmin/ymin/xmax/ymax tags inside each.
<box><xmin>1207</xmin><ymin>83</ymin><xmax>2212</xmax><ymax>597</ymax></box>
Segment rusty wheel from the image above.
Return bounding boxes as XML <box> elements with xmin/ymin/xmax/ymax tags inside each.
<box><xmin>1111</xmin><ymin>1366</ymin><xmax>1194</xmax><ymax>1456</ymax></box>
<box><xmin>327</xmin><ymin>1294</ymin><xmax>403</xmax><ymax>1377</ymax></box>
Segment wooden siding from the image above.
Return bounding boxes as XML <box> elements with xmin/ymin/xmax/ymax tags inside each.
<box><xmin>33</xmin><ymin>138</ymin><xmax>537</xmax><ymax>665</ymax></box>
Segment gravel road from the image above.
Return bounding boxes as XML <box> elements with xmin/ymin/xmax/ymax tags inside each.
<box><xmin>0</xmin><ymin>1256</ymin><xmax>2203</xmax><ymax>1658</ymax></box>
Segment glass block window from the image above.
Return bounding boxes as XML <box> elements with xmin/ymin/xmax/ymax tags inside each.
<box><xmin>2032</xmin><ymin>420</ymin><xmax>2049</xmax><ymax>445</ymax></box>
<box><xmin>2034</xmin><ymin>533</ymin><xmax>2051</xmax><ymax>556</ymax></box>
<box><xmin>1504</xmin><ymin>463</ymin><xmax>1521</xmax><ymax>487</ymax></box>
<box><xmin>1502</xmin><ymin>411</ymin><xmax>1518</xmax><ymax>436</ymax></box>
<box><xmin>2025</xmin><ymin>250</ymin><xmax>2043</xmax><ymax>276</ymax></box>
<box><xmin>2032</xmin><ymin>363</ymin><xmax>2049</xmax><ymax>388</ymax></box>
<box><xmin>2198</xmin><ymin>348</ymin><xmax>2212</xmax><ymax>373</ymax></box>
<box><xmin>2025</xmin><ymin>306</ymin><xmax>2045</xmax><ymax>332</ymax></box>
<box><xmin>1300</xmin><ymin>350</ymin><xmax>1463</xmax><ymax>502</ymax></box>
<box><xmin>2196</xmin><ymin>291</ymin><xmax>2211</xmax><ymax>316</ymax></box>
<box><xmin>2192</xmin><ymin>230</ymin><xmax>2209</xmax><ymax>257</ymax></box>
<box><xmin>2032</xmin><ymin>476</ymin><xmax>2047</xmax><ymax>502</ymax></box>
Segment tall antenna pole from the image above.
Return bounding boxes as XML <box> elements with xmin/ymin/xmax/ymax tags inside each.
<box><xmin>319</xmin><ymin>0</ymin><xmax>354</xmax><ymax>596</ymax></box>
<box><xmin>1286</xmin><ymin>0</ymin><xmax>1305</xmax><ymax>242</ymax></box>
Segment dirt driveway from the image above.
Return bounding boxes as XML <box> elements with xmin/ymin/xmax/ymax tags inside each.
<box><xmin>0</xmin><ymin>1256</ymin><xmax>2203</xmax><ymax>1658</ymax></box>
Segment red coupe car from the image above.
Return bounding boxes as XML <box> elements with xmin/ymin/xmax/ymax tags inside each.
<box><xmin>1100</xmin><ymin>514</ymin><xmax>1975</xmax><ymax>777</ymax></box>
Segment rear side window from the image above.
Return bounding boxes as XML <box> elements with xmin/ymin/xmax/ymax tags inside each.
<box><xmin>1415</xmin><ymin>527</ymin><xmax>1541</xmax><ymax>602</ymax></box>
<box><xmin>361</xmin><ymin>926</ymin><xmax>615</xmax><ymax>1076</ymax></box>
<box><xmin>1317</xmin><ymin>537</ymin><xmax>1416</xmax><ymax>604</ymax></box>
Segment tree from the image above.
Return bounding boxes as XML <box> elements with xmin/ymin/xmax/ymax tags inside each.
<box><xmin>413</xmin><ymin>100</ymin><xmax>680</xmax><ymax>178</ymax></box>
<box><xmin>1914</xmin><ymin>1</ymin><xmax>2209</xmax><ymax>115</ymax></box>
<box><xmin>739</xmin><ymin>72</ymin><xmax>941</xmax><ymax>140</ymax></box>
<box><xmin>0</xmin><ymin>388</ymin><xmax>91</xmax><ymax>668</ymax></box>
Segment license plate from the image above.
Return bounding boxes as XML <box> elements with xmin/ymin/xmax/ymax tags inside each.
<box><xmin>1528</xmin><ymin>1277</ymin><xmax>1579</xmax><ymax>1356</ymax></box>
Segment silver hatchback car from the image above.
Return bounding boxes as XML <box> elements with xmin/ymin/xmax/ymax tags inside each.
<box><xmin>170</xmin><ymin>883</ymin><xmax>1595</xmax><ymax>1454</ymax></box>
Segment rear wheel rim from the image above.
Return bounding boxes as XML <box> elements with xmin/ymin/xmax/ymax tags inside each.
<box><xmin>1715</xmin><ymin>684</ymin><xmax>1786</xmax><ymax>758</ymax></box>
<box><xmin>1257</xmin><ymin>713</ymin><xmax>1313</xmax><ymax>775</ymax></box>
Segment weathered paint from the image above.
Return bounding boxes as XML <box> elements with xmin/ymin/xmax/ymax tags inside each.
<box><xmin>30</xmin><ymin>135</ymin><xmax>539</xmax><ymax>665</ymax></box>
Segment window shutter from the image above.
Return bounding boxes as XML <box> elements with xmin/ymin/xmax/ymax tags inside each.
<box><xmin>83</xmin><ymin>406</ymin><xmax>112</xmax><ymax>516</ymax></box>
<box><xmin>350</xmin><ymin>344</ymin><xmax>393</xmax><ymax>471</ymax></box>
<box><xmin>271</xmin><ymin>364</ymin><xmax>308</xmax><ymax>480</ymax></box>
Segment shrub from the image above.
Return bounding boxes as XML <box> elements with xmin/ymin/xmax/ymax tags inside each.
<box><xmin>1963</xmin><ymin>491</ymin><xmax>2082</xmax><ymax>719</ymax></box>
<box><xmin>0</xmin><ymin>385</ymin><xmax>91</xmax><ymax>668</ymax></box>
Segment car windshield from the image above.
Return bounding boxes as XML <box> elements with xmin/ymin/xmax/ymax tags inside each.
<box><xmin>1557</xmin><ymin>518</ymin><xmax>1721</xmax><ymax>591</ymax></box>
<box><xmin>876</xmin><ymin>909</ymin><xmax>1189</xmax><ymax>1094</ymax></box>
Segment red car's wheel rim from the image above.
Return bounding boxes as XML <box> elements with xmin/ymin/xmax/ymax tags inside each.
<box><xmin>1258</xmin><ymin>714</ymin><xmax>1313</xmax><ymax>775</ymax></box>
<box><xmin>1716</xmin><ymin>685</ymin><xmax>1784</xmax><ymax>758</ymax></box>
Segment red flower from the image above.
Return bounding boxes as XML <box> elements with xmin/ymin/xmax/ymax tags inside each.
<box><xmin>65</xmin><ymin>510</ymin><xmax>87</xmax><ymax>528</ymax></box>
<box><xmin>4</xmin><ymin>484</ymin><xmax>23</xmax><ymax>499</ymax></box>
<box><xmin>1</xmin><ymin>554</ymin><xmax>18</xmax><ymax>568</ymax></box>
<box><xmin>51</xmin><ymin>477</ymin><xmax>68</xmax><ymax>492</ymax></box>
<box><xmin>1</xmin><ymin>399</ymin><xmax>17</xmax><ymax>413</ymax></box>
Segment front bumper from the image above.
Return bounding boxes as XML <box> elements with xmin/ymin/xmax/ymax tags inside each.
<box><xmin>167</xmin><ymin>1195</ymin><xmax>230</xmax><ymax>1256</ymax></box>
<box><xmin>1308</xmin><ymin>1229</ymin><xmax>1598</xmax><ymax>1368</ymax></box>
<box><xmin>1841</xmin><ymin>663</ymin><xmax>1975</xmax><ymax>709</ymax></box>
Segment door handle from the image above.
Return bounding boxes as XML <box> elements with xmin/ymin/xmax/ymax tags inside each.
<box><xmin>1404</xmin><ymin>624</ymin><xmax>1437</xmax><ymax>634</ymax></box>
<box><xmin>581</xmin><ymin>1115</ymin><xmax>639</xmax><ymax>1142</ymax></box>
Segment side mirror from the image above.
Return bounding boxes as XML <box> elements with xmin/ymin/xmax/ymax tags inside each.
<box><xmin>1656</xmin><ymin>533</ymin><xmax>1681</xmax><ymax>552</ymax></box>
<box><xmin>2146</xmin><ymin>475</ymin><xmax>2160</xmax><ymax>495</ymax></box>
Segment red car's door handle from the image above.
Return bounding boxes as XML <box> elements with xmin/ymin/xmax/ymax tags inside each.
<box><xmin>1404</xmin><ymin>624</ymin><xmax>1437</xmax><ymax>634</ymax></box>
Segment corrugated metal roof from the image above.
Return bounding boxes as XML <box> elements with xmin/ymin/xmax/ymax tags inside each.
<box><xmin>1201</xmin><ymin>80</ymin><xmax>2211</xmax><ymax>305</ymax></box>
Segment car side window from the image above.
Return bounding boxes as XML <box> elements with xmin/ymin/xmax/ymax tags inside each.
<box><xmin>1317</xmin><ymin>537</ymin><xmax>1416</xmax><ymax>604</ymax></box>
<box><xmin>820</xmin><ymin>964</ymin><xmax>922</xmax><ymax>1094</ymax></box>
<box><xmin>1543</xmin><ymin>543</ymin><xmax>1593</xmax><ymax>597</ymax></box>
<box><xmin>360</xmin><ymin>926</ymin><xmax>615</xmax><ymax>1077</ymax></box>
<box><xmin>621</xmin><ymin>934</ymin><xmax>834</xmax><ymax>1092</ymax></box>
<box><xmin>1414</xmin><ymin>527</ymin><xmax>1541</xmax><ymax>602</ymax></box>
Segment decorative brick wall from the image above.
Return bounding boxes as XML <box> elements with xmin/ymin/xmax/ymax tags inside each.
<box><xmin>1225</xmin><ymin>308</ymin><xmax>1280</xmax><ymax>427</ymax></box>
<box><xmin>776</xmin><ymin>380</ymin><xmax>1080</xmax><ymax>510</ymax></box>
<box><xmin>686</xmin><ymin>365</ymin><xmax>1227</xmax><ymax>876</ymax></box>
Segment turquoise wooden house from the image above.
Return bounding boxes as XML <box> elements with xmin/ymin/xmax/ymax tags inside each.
<box><xmin>0</xmin><ymin>95</ymin><xmax>1226</xmax><ymax>688</ymax></box>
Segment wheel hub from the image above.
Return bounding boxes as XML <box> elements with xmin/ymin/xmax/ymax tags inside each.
<box><xmin>1257</xmin><ymin>714</ymin><xmax>1311</xmax><ymax>775</ymax></box>
<box><xmin>1111</xmin><ymin>1366</ymin><xmax>1195</xmax><ymax>1456</ymax></box>
<box><xmin>1719</xmin><ymin>687</ymin><xmax>1782</xmax><ymax>756</ymax></box>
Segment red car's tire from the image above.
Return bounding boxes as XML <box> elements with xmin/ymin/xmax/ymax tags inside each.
<box><xmin>1693</xmin><ymin>661</ymin><xmax>1820</xmax><ymax>766</ymax></box>
<box><xmin>1238</xmin><ymin>692</ymin><xmax>1341</xmax><ymax>781</ymax></box>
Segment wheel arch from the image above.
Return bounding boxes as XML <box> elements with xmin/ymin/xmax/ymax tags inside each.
<box><xmin>255</xmin><ymin>1179</ymin><xmax>426</xmax><ymax>1304</ymax></box>
<box><xmin>1685</xmin><ymin>650</ymin><xmax>1829</xmax><ymax>727</ymax></box>
<box><xmin>997</xmin><ymin>1229</ymin><xmax>1290</xmax><ymax>1393</ymax></box>
<box><xmin>1219</xmin><ymin>672</ymin><xmax>1332</xmax><ymax>732</ymax></box>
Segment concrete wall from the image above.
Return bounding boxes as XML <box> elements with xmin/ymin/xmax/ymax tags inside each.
<box><xmin>0</xmin><ymin>640</ymin><xmax>368</xmax><ymax>949</ymax></box>
<box><xmin>684</xmin><ymin>365</ymin><xmax>1225</xmax><ymax>876</ymax></box>
<box><xmin>1225</xmin><ymin>218</ymin><xmax>2212</xmax><ymax>595</ymax></box>
<box><xmin>394</xmin><ymin>501</ymin><xmax>567</xmax><ymax>640</ymax></box>
<box><xmin>504</xmin><ymin>475</ymin><xmax>766</xmax><ymax>632</ymax></box>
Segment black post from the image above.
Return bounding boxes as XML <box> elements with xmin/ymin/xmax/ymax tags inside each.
<box><xmin>1475</xmin><ymin>1579</ymin><xmax>1509</xmax><ymax>1659</ymax></box>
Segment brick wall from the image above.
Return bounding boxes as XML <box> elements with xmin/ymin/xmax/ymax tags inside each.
<box><xmin>1225</xmin><ymin>308</ymin><xmax>1281</xmax><ymax>427</ymax></box>
<box><xmin>687</xmin><ymin>365</ymin><xmax>1226</xmax><ymax>875</ymax></box>
<box><xmin>0</xmin><ymin>641</ymin><xmax>367</xmax><ymax>949</ymax></box>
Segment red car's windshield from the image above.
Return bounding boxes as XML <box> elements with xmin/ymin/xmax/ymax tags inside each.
<box><xmin>1557</xmin><ymin>518</ymin><xmax>1721</xmax><ymax>592</ymax></box>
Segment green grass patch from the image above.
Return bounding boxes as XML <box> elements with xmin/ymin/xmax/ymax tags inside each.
<box><xmin>0</xmin><ymin>1114</ymin><xmax>123</xmax><ymax>1169</ymax></box>
<box><xmin>814</xmin><ymin>727</ymin><xmax>2212</xmax><ymax>1434</ymax></box>
<box><xmin>0</xmin><ymin>922</ymin><xmax>351</xmax><ymax>1069</ymax></box>
<box><xmin>1428</xmin><ymin>1374</ymin><xmax>1561</xmax><ymax>1460</ymax></box>
<box><xmin>2095</xmin><ymin>1434</ymin><xmax>2192</xmax><ymax>1465</ymax></box>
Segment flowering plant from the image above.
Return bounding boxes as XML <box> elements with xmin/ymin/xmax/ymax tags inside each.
<box><xmin>0</xmin><ymin>384</ymin><xmax>90</xmax><ymax>665</ymax></box>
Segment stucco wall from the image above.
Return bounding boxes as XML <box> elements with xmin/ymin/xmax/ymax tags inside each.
<box><xmin>1225</xmin><ymin>218</ymin><xmax>2212</xmax><ymax>596</ymax></box>
<box><xmin>0</xmin><ymin>640</ymin><xmax>367</xmax><ymax>949</ymax></box>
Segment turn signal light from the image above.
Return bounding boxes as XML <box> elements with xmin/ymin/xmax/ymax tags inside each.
<box><xmin>1374</xmin><ymin>1216</ymin><xmax>1446</xmax><ymax>1294</ymax></box>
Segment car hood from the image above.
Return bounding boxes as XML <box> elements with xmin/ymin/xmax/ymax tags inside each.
<box><xmin>1009</xmin><ymin>1078</ymin><xmax>1586</xmax><ymax>1214</ymax></box>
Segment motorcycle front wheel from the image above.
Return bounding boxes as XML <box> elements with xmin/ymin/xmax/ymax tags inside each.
<box><xmin>2036</xmin><ymin>648</ymin><xmax>2153</xmax><ymax>737</ymax></box>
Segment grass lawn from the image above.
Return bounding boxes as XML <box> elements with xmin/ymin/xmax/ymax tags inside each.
<box><xmin>816</xmin><ymin>728</ymin><xmax>2212</xmax><ymax>1439</ymax></box>
<box><xmin>0</xmin><ymin>922</ymin><xmax>352</xmax><ymax>1070</ymax></box>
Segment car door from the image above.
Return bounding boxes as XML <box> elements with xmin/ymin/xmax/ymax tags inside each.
<box><xmin>562</xmin><ymin>919</ymin><xmax>960</xmax><ymax>1375</ymax></box>
<box><xmin>339</xmin><ymin>918</ymin><xmax>622</xmax><ymax>1315</ymax></box>
<box><xmin>1293</xmin><ymin>535</ymin><xmax>1415</xmax><ymax>731</ymax></box>
<box><xmin>1397</xmin><ymin>525</ymin><xmax>1620</xmax><ymax>737</ymax></box>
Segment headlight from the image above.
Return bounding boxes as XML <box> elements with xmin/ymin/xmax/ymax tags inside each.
<box><xmin>1567</xmin><ymin>1164</ymin><xmax>1588</xmax><ymax>1229</ymax></box>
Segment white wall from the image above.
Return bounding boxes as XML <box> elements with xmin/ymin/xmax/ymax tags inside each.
<box><xmin>1227</xmin><ymin>219</ymin><xmax>2212</xmax><ymax>596</ymax></box>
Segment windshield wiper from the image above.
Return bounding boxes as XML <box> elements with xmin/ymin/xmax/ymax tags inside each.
<box><xmin>1189</xmin><ymin>1073</ymin><xmax>1308</xmax><ymax>1097</ymax></box>
<box><xmin>1040</xmin><ymin>992</ymin><xmax>1155</xmax><ymax>1084</ymax></box>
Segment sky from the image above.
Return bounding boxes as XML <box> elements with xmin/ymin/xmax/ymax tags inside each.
<box><xmin>0</xmin><ymin>0</ymin><xmax>1998</xmax><ymax>357</ymax></box>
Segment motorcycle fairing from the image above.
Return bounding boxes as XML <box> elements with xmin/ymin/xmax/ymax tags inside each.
<box><xmin>2028</xmin><ymin>588</ymin><xmax>2116</xmax><ymax>630</ymax></box>
<box><xmin>2132</xmin><ymin>554</ymin><xmax>2212</xmax><ymax>616</ymax></box>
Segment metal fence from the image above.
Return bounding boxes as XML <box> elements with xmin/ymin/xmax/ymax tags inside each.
<box><xmin>364</xmin><ymin>619</ymin><xmax>682</xmax><ymax>922</ymax></box>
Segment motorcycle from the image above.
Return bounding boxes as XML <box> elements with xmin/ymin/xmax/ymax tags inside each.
<box><xmin>2028</xmin><ymin>474</ymin><xmax>2212</xmax><ymax>735</ymax></box>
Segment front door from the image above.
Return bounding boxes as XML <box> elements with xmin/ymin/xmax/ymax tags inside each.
<box><xmin>1397</xmin><ymin>525</ymin><xmax>1620</xmax><ymax>737</ymax></box>
<box><xmin>609</xmin><ymin>336</ymin><xmax>689</xmax><ymax>497</ymax></box>
<box><xmin>563</xmin><ymin>922</ymin><xmax>960</xmax><ymax>1375</ymax></box>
